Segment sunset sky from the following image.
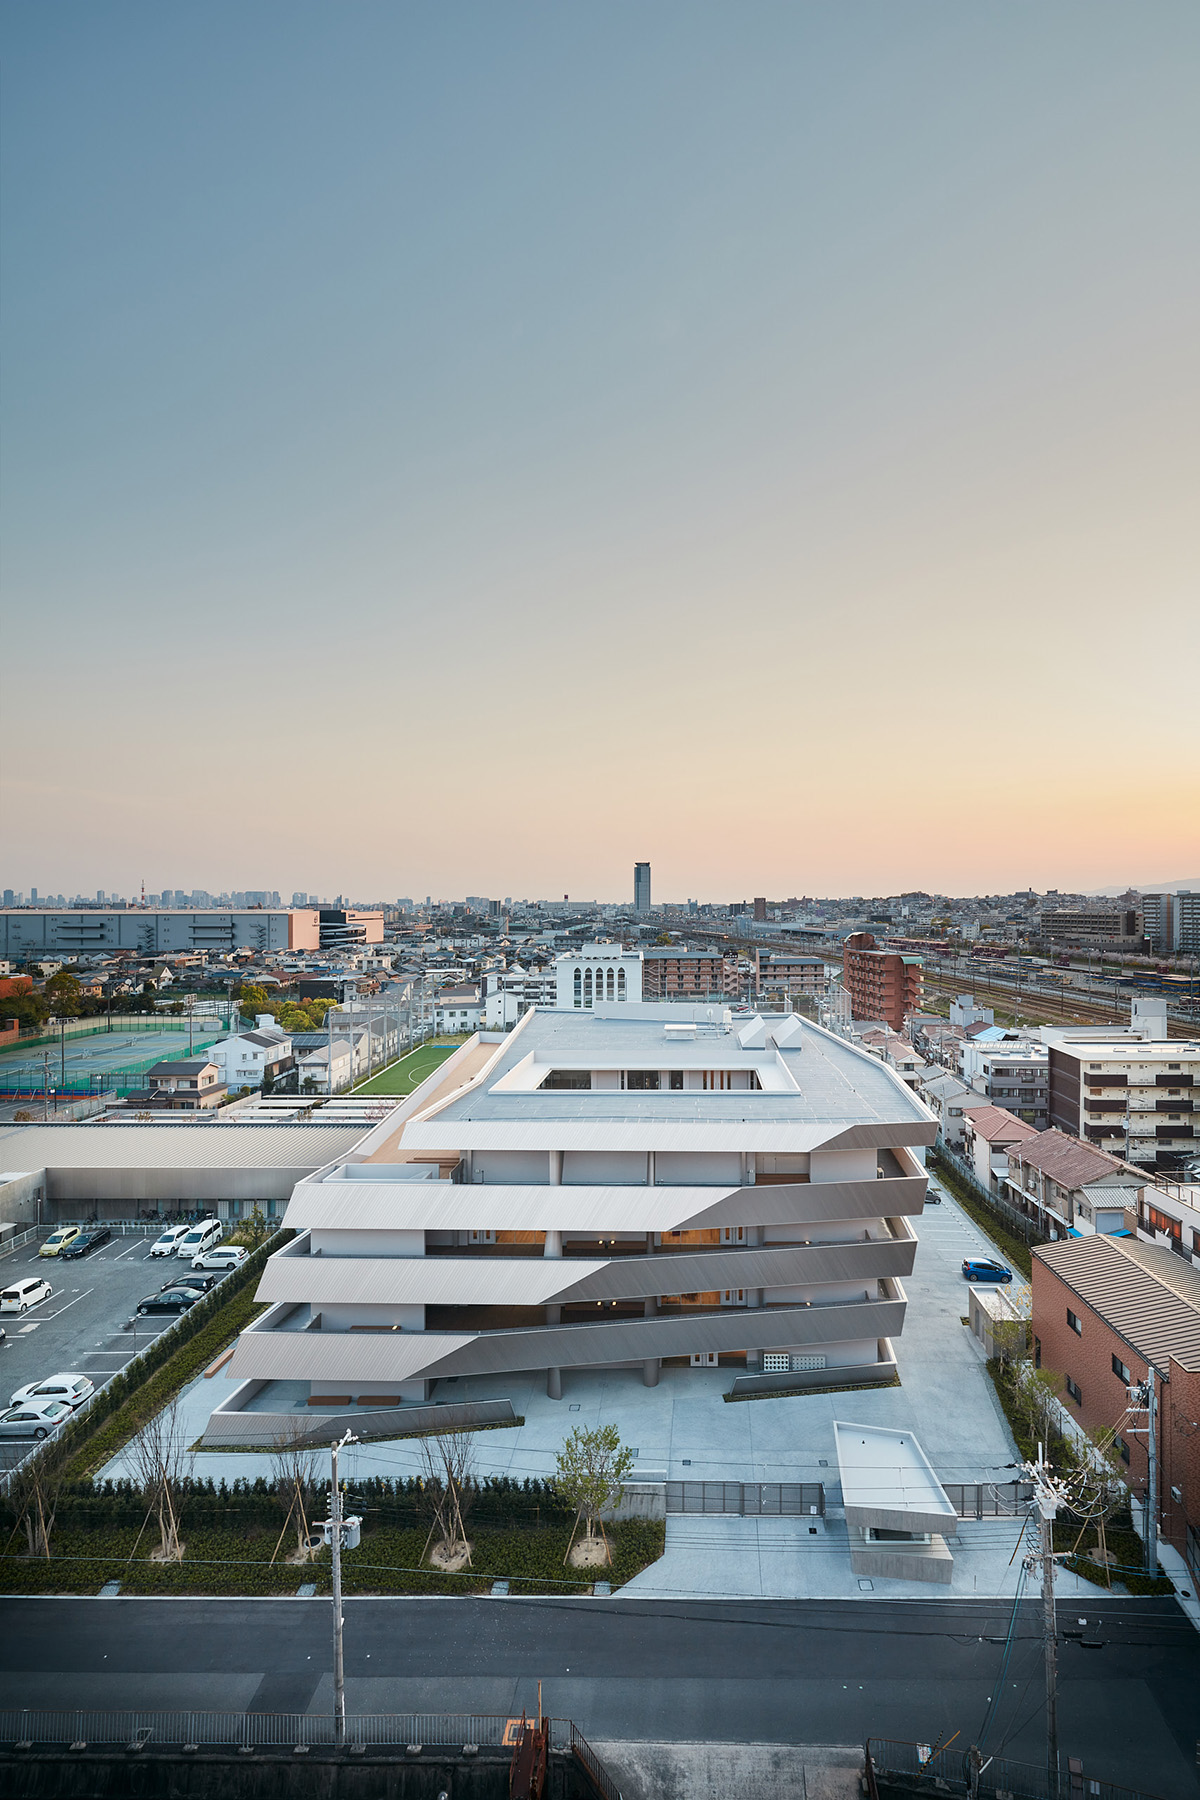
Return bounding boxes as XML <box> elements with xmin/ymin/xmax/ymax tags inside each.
<box><xmin>3</xmin><ymin>3</ymin><xmax>1198</xmax><ymax>902</ymax></box>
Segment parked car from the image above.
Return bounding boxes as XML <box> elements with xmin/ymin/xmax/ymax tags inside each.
<box><xmin>149</xmin><ymin>1226</ymin><xmax>192</xmax><ymax>1257</ymax></box>
<box><xmin>160</xmin><ymin>1273</ymin><xmax>217</xmax><ymax>1295</ymax></box>
<box><xmin>176</xmin><ymin>1220</ymin><xmax>223</xmax><ymax>1260</ymax></box>
<box><xmin>10</xmin><ymin>1373</ymin><xmax>94</xmax><ymax>1410</ymax></box>
<box><xmin>191</xmin><ymin>1244</ymin><xmax>249</xmax><ymax>1273</ymax></box>
<box><xmin>0</xmin><ymin>1398</ymin><xmax>72</xmax><ymax>1438</ymax></box>
<box><xmin>60</xmin><ymin>1227</ymin><xmax>113</xmax><ymax>1260</ymax></box>
<box><xmin>137</xmin><ymin>1288</ymin><xmax>204</xmax><ymax>1316</ymax></box>
<box><xmin>38</xmin><ymin>1225</ymin><xmax>81</xmax><ymax>1259</ymax></box>
<box><xmin>962</xmin><ymin>1256</ymin><xmax>1013</xmax><ymax>1284</ymax></box>
<box><xmin>0</xmin><ymin>1277</ymin><xmax>53</xmax><ymax>1314</ymax></box>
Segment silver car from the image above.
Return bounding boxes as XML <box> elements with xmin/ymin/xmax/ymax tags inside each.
<box><xmin>0</xmin><ymin>1399</ymin><xmax>72</xmax><ymax>1438</ymax></box>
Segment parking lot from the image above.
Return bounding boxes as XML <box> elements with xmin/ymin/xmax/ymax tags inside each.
<box><xmin>0</xmin><ymin>1233</ymin><xmax>221</xmax><ymax>1473</ymax></box>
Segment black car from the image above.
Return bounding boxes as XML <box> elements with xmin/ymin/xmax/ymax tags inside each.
<box><xmin>137</xmin><ymin>1288</ymin><xmax>203</xmax><ymax>1316</ymax></box>
<box><xmin>159</xmin><ymin>1273</ymin><xmax>217</xmax><ymax>1295</ymax></box>
<box><xmin>60</xmin><ymin>1227</ymin><xmax>113</xmax><ymax>1260</ymax></box>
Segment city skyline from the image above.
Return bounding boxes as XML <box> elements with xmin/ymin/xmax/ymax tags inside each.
<box><xmin>3</xmin><ymin>4</ymin><xmax>1198</xmax><ymax>896</ymax></box>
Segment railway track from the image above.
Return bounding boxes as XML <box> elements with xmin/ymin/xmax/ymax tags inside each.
<box><xmin>920</xmin><ymin>969</ymin><xmax>1198</xmax><ymax>1038</ymax></box>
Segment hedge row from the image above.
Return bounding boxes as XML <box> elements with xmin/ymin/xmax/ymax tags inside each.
<box><xmin>7</xmin><ymin>1473</ymin><xmax>576</xmax><ymax>1535</ymax></box>
<box><xmin>0</xmin><ymin>1518</ymin><xmax>666</xmax><ymax>1597</ymax></box>
<box><xmin>47</xmin><ymin>1231</ymin><xmax>294</xmax><ymax>1482</ymax></box>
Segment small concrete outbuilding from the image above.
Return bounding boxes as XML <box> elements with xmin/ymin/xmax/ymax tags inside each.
<box><xmin>833</xmin><ymin>1420</ymin><xmax>957</xmax><ymax>1584</ymax></box>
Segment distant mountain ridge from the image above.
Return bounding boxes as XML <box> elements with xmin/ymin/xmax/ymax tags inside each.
<box><xmin>1087</xmin><ymin>878</ymin><xmax>1199</xmax><ymax>897</ymax></box>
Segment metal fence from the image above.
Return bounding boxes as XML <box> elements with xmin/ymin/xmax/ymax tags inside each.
<box><xmin>866</xmin><ymin>1737</ymin><xmax>1163</xmax><ymax>1800</ymax></box>
<box><xmin>0</xmin><ymin>1227</ymin><xmax>39</xmax><ymax>1260</ymax></box>
<box><xmin>666</xmin><ymin>1480</ymin><xmax>825</xmax><ymax>1516</ymax></box>
<box><xmin>930</xmin><ymin>1145</ymin><xmax>1043</xmax><ymax>1247</ymax></box>
<box><xmin>943</xmin><ymin>1481</ymin><xmax>1033</xmax><ymax>1519</ymax></box>
<box><xmin>0</xmin><ymin>1711</ymin><xmax>617</xmax><ymax>1765</ymax></box>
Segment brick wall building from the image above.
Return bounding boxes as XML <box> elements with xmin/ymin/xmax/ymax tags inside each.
<box><xmin>1031</xmin><ymin>1236</ymin><xmax>1200</xmax><ymax>1586</ymax></box>
<box><xmin>641</xmin><ymin>947</ymin><xmax>744</xmax><ymax>1000</ymax></box>
<box><xmin>842</xmin><ymin>933</ymin><xmax>923</xmax><ymax>1033</ymax></box>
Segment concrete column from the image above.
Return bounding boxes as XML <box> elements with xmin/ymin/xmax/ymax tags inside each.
<box><xmin>544</xmin><ymin>1230</ymin><xmax>562</xmax><ymax>1258</ymax></box>
<box><xmin>647</xmin><ymin>1150</ymin><xmax>656</xmax><ymax>1186</ymax></box>
<box><xmin>545</xmin><ymin>1304</ymin><xmax>561</xmax><ymax>1325</ymax></box>
<box><xmin>746</xmin><ymin>1288</ymin><xmax>761</xmax><ymax>1309</ymax></box>
<box><xmin>546</xmin><ymin>1367</ymin><xmax>562</xmax><ymax>1400</ymax></box>
<box><xmin>642</xmin><ymin>1359</ymin><xmax>660</xmax><ymax>1388</ymax></box>
<box><xmin>549</xmin><ymin>1149</ymin><xmax>563</xmax><ymax>1185</ymax></box>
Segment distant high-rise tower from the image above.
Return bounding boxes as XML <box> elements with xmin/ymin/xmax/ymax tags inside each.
<box><xmin>634</xmin><ymin>862</ymin><xmax>652</xmax><ymax>913</ymax></box>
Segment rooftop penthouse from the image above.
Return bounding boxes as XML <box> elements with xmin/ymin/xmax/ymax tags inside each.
<box><xmin>207</xmin><ymin>1005</ymin><xmax>938</xmax><ymax>1445</ymax></box>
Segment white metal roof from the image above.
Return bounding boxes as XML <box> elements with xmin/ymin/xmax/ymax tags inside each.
<box><xmin>0</xmin><ymin>1123</ymin><xmax>366</xmax><ymax>1170</ymax></box>
<box><xmin>256</xmin><ymin>1255</ymin><xmax>607</xmax><ymax>1308</ymax></box>
<box><xmin>285</xmin><ymin>1182</ymin><xmax>735</xmax><ymax>1234</ymax></box>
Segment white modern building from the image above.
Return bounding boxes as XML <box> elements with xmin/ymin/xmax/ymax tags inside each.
<box><xmin>553</xmin><ymin>944</ymin><xmax>643</xmax><ymax>1009</ymax></box>
<box><xmin>205</xmin><ymin>1003</ymin><xmax>938</xmax><ymax>1444</ymax></box>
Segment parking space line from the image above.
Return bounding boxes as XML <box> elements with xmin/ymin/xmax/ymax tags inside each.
<box><xmin>17</xmin><ymin>1323</ymin><xmax>40</xmax><ymax>1333</ymax></box>
<box><xmin>113</xmin><ymin>1242</ymin><xmax>141</xmax><ymax>1260</ymax></box>
<box><xmin>42</xmin><ymin>1288</ymin><xmax>94</xmax><ymax>1320</ymax></box>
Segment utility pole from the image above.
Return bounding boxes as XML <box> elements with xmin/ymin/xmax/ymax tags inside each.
<box><xmin>1023</xmin><ymin>1445</ymin><xmax>1070</xmax><ymax>1800</ymax></box>
<box><xmin>328</xmin><ymin>1429</ymin><xmax>357</xmax><ymax>1745</ymax></box>
<box><xmin>1126</xmin><ymin>1371</ymin><xmax>1160</xmax><ymax>1574</ymax></box>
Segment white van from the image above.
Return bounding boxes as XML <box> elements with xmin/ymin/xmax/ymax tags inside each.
<box><xmin>0</xmin><ymin>1277</ymin><xmax>53</xmax><ymax>1314</ymax></box>
<box><xmin>176</xmin><ymin>1219</ymin><xmax>223</xmax><ymax>1260</ymax></box>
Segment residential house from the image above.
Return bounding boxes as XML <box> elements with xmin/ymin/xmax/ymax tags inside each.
<box><xmin>1004</xmin><ymin>1130</ymin><xmax>1141</xmax><ymax>1240</ymax></box>
<box><xmin>961</xmin><ymin>1105</ymin><xmax>1038</xmax><ymax>1196</ymax></box>
<box><xmin>919</xmin><ymin>1071</ymin><xmax>978</xmax><ymax>1152</ymax></box>
<box><xmin>208</xmin><ymin>1019</ymin><xmax>295</xmax><ymax>1095</ymax></box>
<box><xmin>131</xmin><ymin>1059</ymin><xmax>227</xmax><ymax>1112</ymax></box>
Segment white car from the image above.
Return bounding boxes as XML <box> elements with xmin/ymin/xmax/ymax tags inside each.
<box><xmin>0</xmin><ymin>1277</ymin><xmax>53</xmax><ymax>1314</ymax></box>
<box><xmin>191</xmin><ymin>1244</ymin><xmax>249</xmax><ymax>1273</ymax></box>
<box><xmin>10</xmin><ymin>1373</ymin><xmax>94</xmax><ymax>1411</ymax></box>
<box><xmin>176</xmin><ymin>1220</ymin><xmax>223</xmax><ymax>1260</ymax></box>
<box><xmin>150</xmin><ymin>1226</ymin><xmax>191</xmax><ymax>1257</ymax></box>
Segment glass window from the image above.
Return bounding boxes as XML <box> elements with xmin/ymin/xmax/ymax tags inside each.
<box><xmin>624</xmin><ymin>1070</ymin><xmax>661</xmax><ymax>1090</ymax></box>
<box><xmin>1067</xmin><ymin>1309</ymin><xmax>1082</xmax><ymax>1336</ymax></box>
<box><xmin>1112</xmin><ymin>1353</ymin><xmax>1131</xmax><ymax>1384</ymax></box>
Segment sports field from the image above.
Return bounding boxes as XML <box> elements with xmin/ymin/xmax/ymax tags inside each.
<box><xmin>354</xmin><ymin>1041</ymin><xmax>460</xmax><ymax>1096</ymax></box>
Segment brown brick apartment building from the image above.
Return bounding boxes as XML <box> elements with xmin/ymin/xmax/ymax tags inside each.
<box><xmin>842</xmin><ymin>933</ymin><xmax>923</xmax><ymax>1033</ymax></box>
<box><xmin>1032</xmin><ymin>1235</ymin><xmax>1200</xmax><ymax>1585</ymax></box>
<box><xmin>641</xmin><ymin>947</ymin><xmax>744</xmax><ymax>1000</ymax></box>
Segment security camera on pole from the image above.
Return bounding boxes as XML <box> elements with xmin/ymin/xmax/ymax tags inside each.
<box><xmin>320</xmin><ymin>1431</ymin><xmax>362</xmax><ymax>1745</ymax></box>
<box><xmin>1021</xmin><ymin>1445</ymin><xmax>1072</xmax><ymax>1800</ymax></box>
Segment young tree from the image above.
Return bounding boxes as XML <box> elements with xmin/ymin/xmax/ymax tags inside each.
<box><xmin>269</xmin><ymin>1427</ymin><xmax>320</xmax><ymax>1559</ymax></box>
<box><xmin>9</xmin><ymin>1454</ymin><xmax>64</xmax><ymax>1560</ymax></box>
<box><xmin>418</xmin><ymin>1429</ymin><xmax>476</xmax><ymax>1566</ymax></box>
<box><xmin>229</xmin><ymin>1204</ymin><xmax>271</xmax><ymax>1251</ymax></box>
<box><xmin>551</xmin><ymin>1423</ymin><xmax>634</xmax><ymax>1564</ymax></box>
<box><xmin>127</xmin><ymin>1396</ymin><xmax>192</xmax><ymax>1562</ymax></box>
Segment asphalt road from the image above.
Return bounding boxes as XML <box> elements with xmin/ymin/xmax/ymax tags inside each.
<box><xmin>0</xmin><ymin>1238</ymin><xmax>212</xmax><ymax>1470</ymax></box>
<box><xmin>1</xmin><ymin>1597</ymin><xmax>1197</xmax><ymax>1797</ymax></box>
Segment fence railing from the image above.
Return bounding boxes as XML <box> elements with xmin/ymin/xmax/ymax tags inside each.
<box><xmin>866</xmin><ymin>1737</ymin><xmax>1163</xmax><ymax>1800</ymax></box>
<box><xmin>0</xmin><ymin>1711</ymin><xmax>621</xmax><ymax>1774</ymax></box>
<box><xmin>931</xmin><ymin>1143</ymin><xmax>1044</xmax><ymax>1247</ymax></box>
<box><xmin>0</xmin><ymin>1227</ymin><xmax>39</xmax><ymax>1260</ymax></box>
<box><xmin>666</xmin><ymin>1480</ymin><xmax>825</xmax><ymax>1517</ymax></box>
<box><xmin>942</xmin><ymin>1480</ymin><xmax>1033</xmax><ymax>1519</ymax></box>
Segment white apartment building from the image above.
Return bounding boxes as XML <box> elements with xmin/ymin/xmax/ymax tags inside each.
<box><xmin>205</xmin><ymin>1003</ymin><xmax>937</xmax><ymax>1443</ymax></box>
<box><xmin>554</xmin><ymin>944</ymin><xmax>643</xmax><ymax>1009</ymax></box>
<box><xmin>483</xmin><ymin>966</ymin><xmax>558</xmax><ymax>1030</ymax></box>
<box><xmin>1044</xmin><ymin>1027</ymin><xmax>1200</xmax><ymax>1173</ymax></box>
<box><xmin>208</xmin><ymin>1018</ymin><xmax>294</xmax><ymax>1094</ymax></box>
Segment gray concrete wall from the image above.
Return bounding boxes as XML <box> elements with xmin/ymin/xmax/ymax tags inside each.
<box><xmin>0</xmin><ymin>1169</ymin><xmax>46</xmax><ymax>1230</ymax></box>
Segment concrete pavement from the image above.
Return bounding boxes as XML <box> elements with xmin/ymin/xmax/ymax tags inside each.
<box><xmin>0</xmin><ymin>1596</ymin><xmax>1197</xmax><ymax>1798</ymax></box>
